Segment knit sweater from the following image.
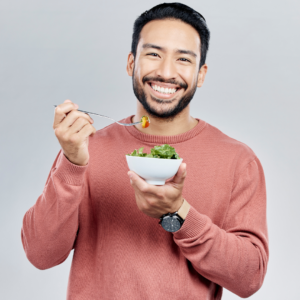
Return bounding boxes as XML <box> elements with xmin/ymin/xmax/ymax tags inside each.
<box><xmin>21</xmin><ymin>116</ymin><xmax>269</xmax><ymax>300</ymax></box>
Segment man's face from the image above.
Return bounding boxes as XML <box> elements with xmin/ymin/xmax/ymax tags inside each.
<box><xmin>127</xmin><ymin>19</ymin><xmax>206</xmax><ymax>119</ymax></box>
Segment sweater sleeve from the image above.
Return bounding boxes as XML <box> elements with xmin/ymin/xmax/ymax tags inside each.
<box><xmin>173</xmin><ymin>157</ymin><xmax>269</xmax><ymax>298</ymax></box>
<box><xmin>21</xmin><ymin>150</ymin><xmax>88</xmax><ymax>270</ymax></box>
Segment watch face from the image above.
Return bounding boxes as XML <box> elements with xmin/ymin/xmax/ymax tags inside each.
<box><xmin>161</xmin><ymin>215</ymin><xmax>181</xmax><ymax>232</ymax></box>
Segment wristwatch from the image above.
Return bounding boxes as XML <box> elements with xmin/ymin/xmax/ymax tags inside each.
<box><xmin>159</xmin><ymin>199</ymin><xmax>190</xmax><ymax>232</ymax></box>
<box><xmin>159</xmin><ymin>212</ymin><xmax>184</xmax><ymax>232</ymax></box>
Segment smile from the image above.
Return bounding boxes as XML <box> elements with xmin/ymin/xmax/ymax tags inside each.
<box><xmin>151</xmin><ymin>84</ymin><xmax>177</xmax><ymax>94</ymax></box>
<box><xmin>147</xmin><ymin>82</ymin><xmax>182</xmax><ymax>99</ymax></box>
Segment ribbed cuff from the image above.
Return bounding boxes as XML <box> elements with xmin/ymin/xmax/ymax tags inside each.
<box><xmin>173</xmin><ymin>206</ymin><xmax>208</xmax><ymax>239</ymax></box>
<box><xmin>53</xmin><ymin>152</ymin><xmax>88</xmax><ymax>186</ymax></box>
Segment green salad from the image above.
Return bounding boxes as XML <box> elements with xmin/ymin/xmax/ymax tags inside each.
<box><xmin>127</xmin><ymin>144</ymin><xmax>180</xmax><ymax>159</ymax></box>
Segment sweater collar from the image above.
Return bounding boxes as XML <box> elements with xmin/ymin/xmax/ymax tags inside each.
<box><xmin>124</xmin><ymin>115</ymin><xmax>206</xmax><ymax>144</ymax></box>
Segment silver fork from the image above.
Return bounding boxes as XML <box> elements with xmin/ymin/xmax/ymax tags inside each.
<box><xmin>53</xmin><ymin>105</ymin><xmax>142</xmax><ymax>126</ymax></box>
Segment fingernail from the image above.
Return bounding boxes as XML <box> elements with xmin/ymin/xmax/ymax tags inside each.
<box><xmin>75</xmin><ymin>104</ymin><xmax>79</xmax><ymax>109</ymax></box>
<box><xmin>130</xmin><ymin>179</ymin><xmax>133</xmax><ymax>185</ymax></box>
<box><xmin>128</xmin><ymin>172</ymin><xmax>133</xmax><ymax>178</ymax></box>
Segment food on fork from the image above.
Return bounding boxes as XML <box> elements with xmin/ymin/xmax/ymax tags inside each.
<box><xmin>141</xmin><ymin>116</ymin><xmax>150</xmax><ymax>128</ymax></box>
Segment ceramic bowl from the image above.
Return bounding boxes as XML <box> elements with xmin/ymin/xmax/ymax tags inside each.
<box><xmin>126</xmin><ymin>155</ymin><xmax>183</xmax><ymax>185</ymax></box>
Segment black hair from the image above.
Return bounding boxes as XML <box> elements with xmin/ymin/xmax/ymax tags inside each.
<box><xmin>131</xmin><ymin>2</ymin><xmax>210</xmax><ymax>68</ymax></box>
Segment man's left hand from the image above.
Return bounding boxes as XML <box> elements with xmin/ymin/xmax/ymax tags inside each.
<box><xmin>128</xmin><ymin>163</ymin><xmax>187</xmax><ymax>219</ymax></box>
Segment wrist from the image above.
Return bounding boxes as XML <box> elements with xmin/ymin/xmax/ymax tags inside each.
<box><xmin>177</xmin><ymin>199</ymin><xmax>190</xmax><ymax>220</ymax></box>
<box><xmin>159</xmin><ymin>199</ymin><xmax>190</xmax><ymax>233</ymax></box>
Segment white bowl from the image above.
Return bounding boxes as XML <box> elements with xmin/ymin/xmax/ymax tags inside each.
<box><xmin>126</xmin><ymin>155</ymin><xmax>183</xmax><ymax>185</ymax></box>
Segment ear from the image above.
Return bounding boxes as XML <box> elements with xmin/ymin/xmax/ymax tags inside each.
<box><xmin>197</xmin><ymin>64</ymin><xmax>208</xmax><ymax>88</ymax></box>
<box><xmin>126</xmin><ymin>52</ymin><xmax>135</xmax><ymax>76</ymax></box>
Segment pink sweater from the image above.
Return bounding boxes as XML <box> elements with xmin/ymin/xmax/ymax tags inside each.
<box><xmin>21</xmin><ymin>116</ymin><xmax>269</xmax><ymax>299</ymax></box>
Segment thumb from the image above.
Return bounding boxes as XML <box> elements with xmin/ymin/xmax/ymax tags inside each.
<box><xmin>172</xmin><ymin>163</ymin><xmax>187</xmax><ymax>185</ymax></box>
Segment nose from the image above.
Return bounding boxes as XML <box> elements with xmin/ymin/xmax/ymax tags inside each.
<box><xmin>155</xmin><ymin>56</ymin><xmax>177</xmax><ymax>80</ymax></box>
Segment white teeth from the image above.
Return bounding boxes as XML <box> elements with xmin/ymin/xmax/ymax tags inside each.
<box><xmin>151</xmin><ymin>84</ymin><xmax>177</xmax><ymax>94</ymax></box>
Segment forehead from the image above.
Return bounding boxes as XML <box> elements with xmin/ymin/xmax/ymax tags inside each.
<box><xmin>138</xmin><ymin>19</ymin><xmax>201</xmax><ymax>56</ymax></box>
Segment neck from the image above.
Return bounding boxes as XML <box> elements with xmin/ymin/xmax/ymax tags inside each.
<box><xmin>132</xmin><ymin>101</ymin><xmax>198</xmax><ymax>136</ymax></box>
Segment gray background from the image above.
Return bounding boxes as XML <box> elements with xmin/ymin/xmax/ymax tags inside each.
<box><xmin>0</xmin><ymin>0</ymin><xmax>299</xmax><ymax>299</ymax></box>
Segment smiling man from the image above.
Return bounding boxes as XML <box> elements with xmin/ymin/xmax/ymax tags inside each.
<box><xmin>21</xmin><ymin>3</ymin><xmax>269</xmax><ymax>299</ymax></box>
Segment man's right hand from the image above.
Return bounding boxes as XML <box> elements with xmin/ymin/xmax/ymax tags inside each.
<box><xmin>53</xmin><ymin>99</ymin><xmax>96</xmax><ymax>166</ymax></box>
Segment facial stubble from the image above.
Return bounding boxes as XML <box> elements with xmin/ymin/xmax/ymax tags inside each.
<box><xmin>132</xmin><ymin>72</ymin><xmax>198</xmax><ymax>121</ymax></box>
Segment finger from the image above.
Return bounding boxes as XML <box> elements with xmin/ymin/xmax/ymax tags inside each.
<box><xmin>128</xmin><ymin>171</ymin><xmax>159</xmax><ymax>194</ymax></box>
<box><xmin>61</xmin><ymin>110</ymin><xmax>93</xmax><ymax>130</ymax></box>
<box><xmin>63</xmin><ymin>99</ymin><xmax>79</xmax><ymax>111</ymax></box>
<box><xmin>58</xmin><ymin>100</ymin><xmax>78</xmax><ymax>113</ymax></box>
<box><xmin>172</xmin><ymin>163</ymin><xmax>187</xmax><ymax>185</ymax></box>
<box><xmin>128</xmin><ymin>171</ymin><xmax>148</xmax><ymax>191</ymax></box>
<box><xmin>77</xmin><ymin>123</ymin><xmax>96</xmax><ymax>139</ymax></box>
<box><xmin>67</xmin><ymin>117</ymin><xmax>90</xmax><ymax>135</ymax></box>
<box><xmin>64</xmin><ymin>99</ymin><xmax>73</xmax><ymax>104</ymax></box>
<box><xmin>53</xmin><ymin>101</ymin><xmax>78</xmax><ymax>129</ymax></box>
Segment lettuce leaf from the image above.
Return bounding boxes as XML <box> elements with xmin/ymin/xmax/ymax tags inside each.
<box><xmin>127</xmin><ymin>144</ymin><xmax>180</xmax><ymax>159</ymax></box>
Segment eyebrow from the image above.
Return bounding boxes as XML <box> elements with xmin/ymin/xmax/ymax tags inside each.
<box><xmin>142</xmin><ymin>43</ymin><xmax>197</xmax><ymax>58</ymax></box>
<box><xmin>142</xmin><ymin>43</ymin><xmax>163</xmax><ymax>50</ymax></box>
<box><xmin>176</xmin><ymin>49</ymin><xmax>197</xmax><ymax>58</ymax></box>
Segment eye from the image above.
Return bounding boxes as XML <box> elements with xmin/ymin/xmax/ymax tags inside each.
<box><xmin>178</xmin><ymin>58</ymin><xmax>191</xmax><ymax>62</ymax></box>
<box><xmin>147</xmin><ymin>53</ymin><xmax>159</xmax><ymax>57</ymax></box>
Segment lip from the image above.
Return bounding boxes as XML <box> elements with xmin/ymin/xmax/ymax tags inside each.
<box><xmin>146</xmin><ymin>82</ymin><xmax>182</xmax><ymax>100</ymax></box>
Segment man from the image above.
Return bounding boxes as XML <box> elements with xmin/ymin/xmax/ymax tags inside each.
<box><xmin>22</xmin><ymin>3</ymin><xmax>269</xmax><ymax>299</ymax></box>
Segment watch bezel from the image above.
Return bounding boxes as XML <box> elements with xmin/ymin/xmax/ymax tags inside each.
<box><xmin>159</xmin><ymin>212</ymin><xmax>184</xmax><ymax>232</ymax></box>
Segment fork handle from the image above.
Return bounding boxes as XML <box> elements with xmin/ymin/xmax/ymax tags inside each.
<box><xmin>77</xmin><ymin>109</ymin><xmax>116</xmax><ymax>122</ymax></box>
<box><xmin>53</xmin><ymin>105</ymin><xmax>141</xmax><ymax>126</ymax></box>
<box><xmin>53</xmin><ymin>105</ymin><xmax>115</xmax><ymax>122</ymax></box>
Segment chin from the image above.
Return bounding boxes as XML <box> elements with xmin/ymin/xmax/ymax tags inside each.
<box><xmin>142</xmin><ymin>98</ymin><xmax>182</xmax><ymax>119</ymax></box>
